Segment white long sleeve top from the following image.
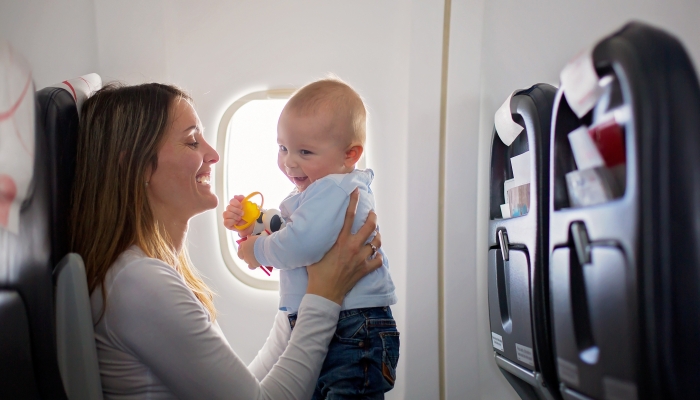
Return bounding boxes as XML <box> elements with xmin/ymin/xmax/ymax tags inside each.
<box><xmin>90</xmin><ymin>245</ymin><xmax>339</xmax><ymax>400</ymax></box>
<box><xmin>253</xmin><ymin>169</ymin><xmax>397</xmax><ymax>313</ymax></box>
<box><xmin>247</xmin><ymin>310</ymin><xmax>292</xmax><ymax>381</ymax></box>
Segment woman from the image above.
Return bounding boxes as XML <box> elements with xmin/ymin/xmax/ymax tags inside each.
<box><xmin>70</xmin><ymin>83</ymin><xmax>383</xmax><ymax>399</ymax></box>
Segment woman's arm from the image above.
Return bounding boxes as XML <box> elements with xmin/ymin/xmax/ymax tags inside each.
<box><xmin>247</xmin><ymin>310</ymin><xmax>291</xmax><ymax>381</ymax></box>
<box><xmin>103</xmin><ymin>190</ymin><xmax>381</xmax><ymax>399</ymax></box>
<box><xmin>105</xmin><ymin>259</ymin><xmax>339</xmax><ymax>400</ymax></box>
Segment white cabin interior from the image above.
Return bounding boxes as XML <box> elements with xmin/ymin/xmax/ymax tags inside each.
<box><xmin>2</xmin><ymin>1</ymin><xmax>699</xmax><ymax>398</ymax></box>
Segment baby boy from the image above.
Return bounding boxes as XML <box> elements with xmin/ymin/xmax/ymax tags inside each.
<box><xmin>224</xmin><ymin>77</ymin><xmax>399</xmax><ymax>399</ymax></box>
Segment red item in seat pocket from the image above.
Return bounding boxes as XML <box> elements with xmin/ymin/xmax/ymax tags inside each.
<box><xmin>588</xmin><ymin>120</ymin><xmax>625</xmax><ymax>167</ymax></box>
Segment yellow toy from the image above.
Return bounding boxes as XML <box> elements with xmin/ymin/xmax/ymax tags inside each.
<box><xmin>233</xmin><ymin>192</ymin><xmax>264</xmax><ymax>230</ymax></box>
<box><xmin>234</xmin><ymin>192</ymin><xmax>287</xmax><ymax>276</ymax></box>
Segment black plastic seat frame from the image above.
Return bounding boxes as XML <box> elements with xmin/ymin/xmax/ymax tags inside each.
<box><xmin>488</xmin><ymin>83</ymin><xmax>560</xmax><ymax>400</ymax></box>
<box><xmin>548</xmin><ymin>22</ymin><xmax>700</xmax><ymax>400</ymax></box>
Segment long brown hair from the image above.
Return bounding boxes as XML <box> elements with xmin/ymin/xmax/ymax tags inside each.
<box><xmin>70</xmin><ymin>82</ymin><xmax>216</xmax><ymax>319</ymax></box>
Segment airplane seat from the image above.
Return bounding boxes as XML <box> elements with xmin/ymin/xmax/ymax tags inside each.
<box><xmin>0</xmin><ymin>42</ymin><xmax>68</xmax><ymax>399</ymax></box>
<box><xmin>37</xmin><ymin>74</ymin><xmax>101</xmax><ymax>266</ymax></box>
<box><xmin>54</xmin><ymin>254</ymin><xmax>104</xmax><ymax>400</ymax></box>
<box><xmin>488</xmin><ymin>84</ymin><xmax>559</xmax><ymax>400</ymax></box>
<box><xmin>549</xmin><ymin>22</ymin><xmax>700</xmax><ymax>400</ymax></box>
<box><xmin>37</xmin><ymin>74</ymin><xmax>103</xmax><ymax>400</ymax></box>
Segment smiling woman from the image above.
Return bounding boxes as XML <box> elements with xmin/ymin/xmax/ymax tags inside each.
<box><xmin>146</xmin><ymin>98</ymin><xmax>220</xmax><ymax>253</ymax></box>
<box><xmin>71</xmin><ymin>83</ymin><xmax>218</xmax><ymax>319</ymax></box>
<box><xmin>67</xmin><ymin>82</ymin><xmax>384</xmax><ymax>399</ymax></box>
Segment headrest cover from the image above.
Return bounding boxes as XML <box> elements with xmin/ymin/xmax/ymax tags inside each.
<box><xmin>560</xmin><ymin>45</ymin><xmax>604</xmax><ymax>118</ymax></box>
<box><xmin>0</xmin><ymin>40</ymin><xmax>35</xmax><ymax>234</ymax></box>
<box><xmin>494</xmin><ymin>90</ymin><xmax>524</xmax><ymax>146</ymax></box>
<box><xmin>50</xmin><ymin>73</ymin><xmax>102</xmax><ymax>117</ymax></box>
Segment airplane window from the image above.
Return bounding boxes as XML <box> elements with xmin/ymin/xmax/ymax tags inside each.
<box><xmin>216</xmin><ymin>90</ymin><xmax>295</xmax><ymax>290</ymax></box>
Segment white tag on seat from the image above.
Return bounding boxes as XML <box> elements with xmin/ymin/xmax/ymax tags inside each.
<box><xmin>494</xmin><ymin>90</ymin><xmax>523</xmax><ymax>146</ymax></box>
<box><xmin>561</xmin><ymin>46</ymin><xmax>604</xmax><ymax>118</ymax></box>
<box><xmin>491</xmin><ymin>332</ymin><xmax>504</xmax><ymax>351</ymax></box>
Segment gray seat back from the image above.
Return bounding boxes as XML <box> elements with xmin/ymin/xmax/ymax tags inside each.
<box><xmin>54</xmin><ymin>253</ymin><xmax>103</xmax><ymax>400</ymax></box>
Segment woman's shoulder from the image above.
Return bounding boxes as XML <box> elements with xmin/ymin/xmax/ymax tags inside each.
<box><xmin>103</xmin><ymin>245</ymin><xmax>183</xmax><ymax>294</ymax></box>
<box><xmin>96</xmin><ymin>246</ymin><xmax>203</xmax><ymax>324</ymax></box>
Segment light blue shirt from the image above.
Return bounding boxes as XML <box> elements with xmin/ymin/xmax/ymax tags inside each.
<box><xmin>254</xmin><ymin>169</ymin><xmax>397</xmax><ymax>313</ymax></box>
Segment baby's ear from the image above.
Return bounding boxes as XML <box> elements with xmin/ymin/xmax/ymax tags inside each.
<box><xmin>344</xmin><ymin>144</ymin><xmax>364</xmax><ymax>167</ymax></box>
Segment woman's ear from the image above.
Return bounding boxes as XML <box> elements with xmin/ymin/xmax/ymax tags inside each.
<box><xmin>144</xmin><ymin>164</ymin><xmax>153</xmax><ymax>187</ymax></box>
<box><xmin>344</xmin><ymin>144</ymin><xmax>364</xmax><ymax>168</ymax></box>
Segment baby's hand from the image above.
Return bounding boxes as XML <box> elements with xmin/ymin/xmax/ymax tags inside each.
<box><xmin>223</xmin><ymin>195</ymin><xmax>254</xmax><ymax>236</ymax></box>
<box><xmin>237</xmin><ymin>236</ymin><xmax>261</xmax><ymax>269</ymax></box>
<box><xmin>223</xmin><ymin>195</ymin><xmax>244</xmax><ymax>230</ymax></box>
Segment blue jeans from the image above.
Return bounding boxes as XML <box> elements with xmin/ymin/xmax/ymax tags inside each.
<box><xmin>288</xmin><ymin>306</ymin><xmax>400</xmax><ymax>400</ymax></box>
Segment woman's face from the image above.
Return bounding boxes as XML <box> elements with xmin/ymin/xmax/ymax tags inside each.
<box><xmin>147</xmin><ymin>99</ymin><xmax>219</xmax><ymax>224</ymax></box>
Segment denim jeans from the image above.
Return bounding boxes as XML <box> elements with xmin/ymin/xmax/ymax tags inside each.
<box><xmin>288</xmin><ymin>306</ymin><xmax>400</xmax><ymax>400</ymax></box>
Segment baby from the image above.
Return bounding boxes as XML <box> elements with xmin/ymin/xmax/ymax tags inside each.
<box><xmin>224</xmin><ymin>78</ymin><xmax>399</xmax><ymax>398</ymax></box>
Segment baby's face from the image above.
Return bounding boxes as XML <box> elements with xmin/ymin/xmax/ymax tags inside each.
<box><xmin>277</xmin><ymin>109</ymin><xmax>352</xmax><ymax>192</ymax></box>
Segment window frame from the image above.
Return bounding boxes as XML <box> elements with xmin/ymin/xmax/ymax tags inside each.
<box><xmin>215</xmin><ymin>89</ymin><xmax>295</xmax><ymax>290</ymax></box>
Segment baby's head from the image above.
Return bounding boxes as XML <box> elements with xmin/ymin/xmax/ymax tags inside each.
<box><xmin>277</xmin><ymin>77</ymin><xmax>366</xmax><ymax>192</ymax></box>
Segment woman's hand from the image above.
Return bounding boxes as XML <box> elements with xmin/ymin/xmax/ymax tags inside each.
<box><xmin>306</xmin><ymin>188</ymin><xmax>383</xmax><ymax>305</ymax></box>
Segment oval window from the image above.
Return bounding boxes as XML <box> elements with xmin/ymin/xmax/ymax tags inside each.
<box><xmin>216</xmin><ymin>90</ymin><xmax>295</xmax><ymax>290</ymax></box>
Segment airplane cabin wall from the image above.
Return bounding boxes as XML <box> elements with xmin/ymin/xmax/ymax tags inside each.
<box><xmin>403</xmin><ymin>1</ymin><xmax>444</xmax><ymax>399</ymax></box>
<box><xmin>2</xmin><ymin>1</ymin><xmax>700</xmax><ymax>399</ymax></box>
<box><xmin>0</xmin><ymin>0</ymin><xmax>98</xmax><ymax>89</ymax></box>
<box><xmin>464</xmin><ymin>1</ymin><xmax>700</xmax><ymax>399</ymax></box>
<box><xmin>442</xmin><ymin>1</ymin><xmax>485</xmax><ymax>399</ymax></box>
